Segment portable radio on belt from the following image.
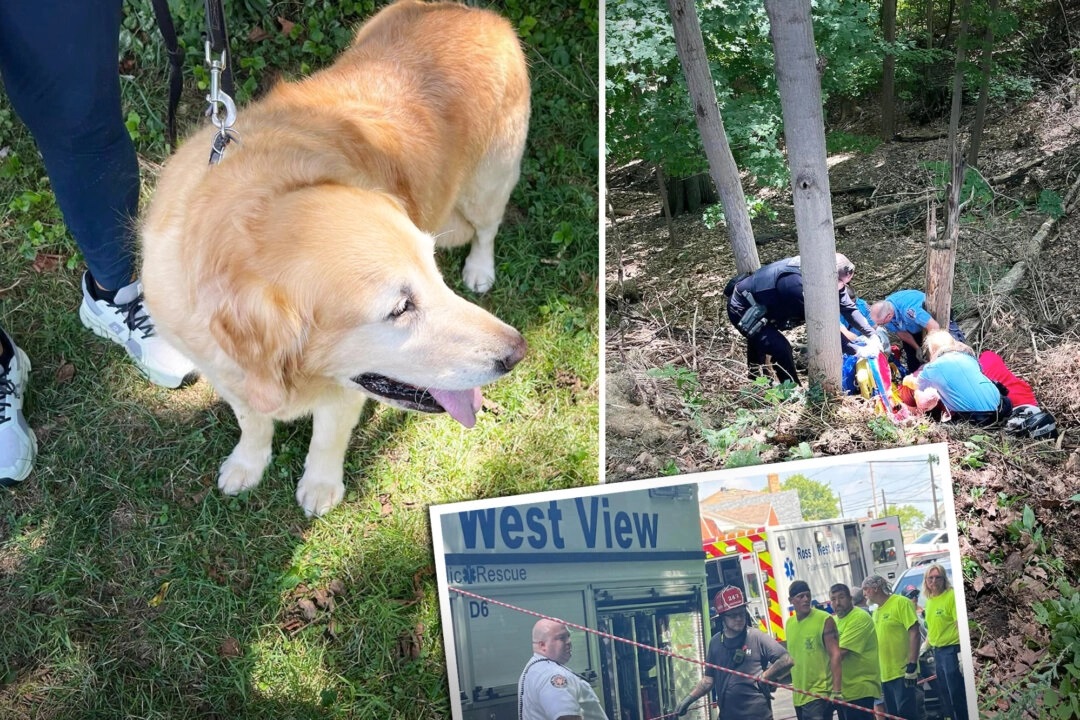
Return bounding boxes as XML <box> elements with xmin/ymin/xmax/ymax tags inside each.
<box><xmin>737</xmin><ymin>291</ymin><xmax>768</xmax><ymax>336</ymax></box>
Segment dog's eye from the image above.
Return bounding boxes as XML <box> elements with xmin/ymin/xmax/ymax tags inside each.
<box><xmin>389</xmin><ymin>297</ymin><xmax>414</xmax><ymax>319</ymax></box>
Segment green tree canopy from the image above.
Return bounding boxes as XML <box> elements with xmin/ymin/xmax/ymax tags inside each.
<box><xmin>782</xmin><ymin>473</ymin><xmax>840</xmax><ymax>520</ymax></box>
<box><xmin>883</xmin><ymin>504</ymin><xmax>928</xmax><ymax>537</ymax></box>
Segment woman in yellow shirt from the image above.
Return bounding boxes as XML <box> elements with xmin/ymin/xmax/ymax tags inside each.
<box><xmin>923</xmin><ymin>564</ymin><xmax>969</xmax><ymax>720</ymax></box>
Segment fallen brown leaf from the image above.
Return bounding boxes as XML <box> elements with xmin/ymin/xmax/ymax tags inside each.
<box><xmin>219</xmin><ymin>637</ymin><xmax>242</xmax><ymax>659</ymax></box>
<box><xmin>31</xmin><ymin>253</ymin><xmax>63</xmax><ymax>274</ymax></box>
<box><xmin>55</xmin><ymin>362</ymin><xmax>75</xmax><ymax>384</ymax></box>
<box><xmin>313</xmin><ymin>587</ymin><xmax>334</xmax><ymax>611</ymax></box>
<box><xmin>298</xmin><ymin>597</ymin><xmax>317</xmax><ymax>621</ymax></box>
<box><xmin>277</xmin><ymin>16</ymin><xmax>295</xmax><ymax>34</ymax></box>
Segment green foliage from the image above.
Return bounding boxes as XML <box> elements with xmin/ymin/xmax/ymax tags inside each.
<box><xmin>826</xmin><ymin>131</ymin><xmax>881</xmax><ymax>155</ymax></box>
<box><xmin>960</xmin><ymin>435</ymin><xmax>989</xmax><ymax>469</ymax></box>
<box><xmin>701</xmin><ymin>195</ymin><xmax>777</xmax><ymax>229</ymax></box>
<box><xmin>882</xmin><ymin>504</ymin><xmax>926</xmax><ymax>536</ymax></box>
<box><xmin>607</xmin><ymin>0</ymin><xmax>877</xmax><ymax>194</ymax></box>
<box><xmin>5</xmin><ymin>184</ymin><xmax>78</xmax><ymax>268</ymax></box>
<box><xmin>787</xmin><ymin>441</ymin><xmax>813</xmax><ymax>461</ymax></box>
<box><xmin>725</xmin><ymin>446</ymin><xmax>765</xmax><ymax>468</ymax></box>
<box><xmin>922</xmin><ymin>161</ymin><xmax>996</xmax><ymax>216</ymax></box>
<box><xmin>1035</xmin><ymin>582</ymin><xmax>1080</xmax><ymax>719</ymax></box>
<box><xmin>960</xmin><ymin>554</ymin><xmax>981</xmax><ymax>581</ymax></box>
<box><xmin>782</xmin><ymin>473</ymin><xmax>840</xmax><ymax>520</ymax></box>
<box><xmin>1038</xmin><ymin>189</ymin><xmax>1066</xmax><ymax>219</ymax></box>
<box><xmin>868</xmin><ymin>415</ymin><xmax>900</xmax><ymax>442</ymax></box>
<box><xmin>648</xmin><ymin>363</ymin><xmax>704</xmax><ymax>418</ymax></box>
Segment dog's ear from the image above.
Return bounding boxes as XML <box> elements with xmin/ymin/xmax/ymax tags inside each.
<box><xmin>210</xmin><ymin>277</ymin><xmax>304</xmax><ymax>414</ymax></box>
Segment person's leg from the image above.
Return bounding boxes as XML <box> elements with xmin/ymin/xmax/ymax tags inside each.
<box><xmin>880</xmin><ymin>679</ymin><xmax>903</xmax><ymax>718</ymax></box>
<box><xmin>0</xmin><ymin>0</ymin><xmax>198</xmax><ymax>388</ymax></box>
<box><xmin>978</xmin><ymin>350</ymin><xmax>1039</xmax><ymax>407</ymax></box>
<box><xmin>755</xmin><ymin>326</ymin><xmax>798</xmax><ymax>384</ymax></box>
<box><xmin>935</xmin><ymin>645</ymin><xmax>969</xmax><ymax>720</ymax></box>
<box><xmin>795</xmin><ymin>699</ymin><xmax>831</xmax><ymax>720</ymax></box>
<box><xmin>729</xmin><ymin>298</ymin><xmax>771</xmax><ymax>381</ymax></box>
<box><xmin>839</xmin><ymin>697</ymin><xmax>877</xmax><ymax>720</ymax></box>
<box><xmin>897</xmin><ymin>684</ymin><xmax>918</xmax><ymax>720</ymax></box>
<box><xmin>0</xmin><ymin>0</ymin><xmax>137</xmax><ymax>290</ymax></box>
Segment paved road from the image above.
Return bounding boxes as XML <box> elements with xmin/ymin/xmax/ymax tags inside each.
<box><xmin>771</xmin><ymin>688</ymin><xmax>797</xmax><ymax>720</ymax></box>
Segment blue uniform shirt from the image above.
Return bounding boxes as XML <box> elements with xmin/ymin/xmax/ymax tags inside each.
<box><xmin>883</xmin><ymin>290</ymin><xmax>934</xmax><ymax>335</ymax></box>
<box><xmin>916</xmin><ymin>352</ymin><xmax>1001</xmax><ymax>412</ymax></box>
<box><xmin>841</xmin><ymin>297</ymin><xmax>873</xmax><ymax>333</ymax></box>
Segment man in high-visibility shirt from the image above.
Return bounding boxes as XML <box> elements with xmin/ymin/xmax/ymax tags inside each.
<box><xmin>923</xmin><ymin>564</ymin><xmax>969</xmax><ymax>720</ymax></box>
<box><xmin>829</xmin><ymin>583</ymin><xmax>881</xmax><ymax>720</ymax></box>
<box><xmin>785</xmin><ymin>580</ymin><xmax>843</xmax><ymax>720</ymax></box>
<box><xmin>861</xmin><ymin>574</ymin><xmax>920</xmax><ymax>720</ymax></box>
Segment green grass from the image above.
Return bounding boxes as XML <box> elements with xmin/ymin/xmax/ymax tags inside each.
<box><xmin>0</xmin><ymin>1</ymin><xmax>598</xmax><ymax>717</ymax></box>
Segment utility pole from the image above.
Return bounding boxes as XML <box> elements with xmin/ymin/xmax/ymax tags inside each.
<box><xmin>929</xmin><ymin>458</ymin><xmax>941</xmax><ymax>528</ymax></box>
<box><xmin>881</xmin><ymin>490</ymin><xmax>887</xmax><ymax>515</ymax></box>
<box><xmin>869</xmin><ymin>463</ymin><xmax>879</xmax><ymax>518</ymax></box>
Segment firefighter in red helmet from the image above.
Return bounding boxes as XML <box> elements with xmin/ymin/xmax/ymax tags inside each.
<box><xmin>675</xmin><ymin>586</ymin><xmax>793</xmax><ymax>719</ymax></box>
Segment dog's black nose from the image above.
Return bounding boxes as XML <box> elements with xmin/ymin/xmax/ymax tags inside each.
<box><xmin>496</xmin><ymin>334</ymin><xmax>527</xmax><ymax>373</ymax></box>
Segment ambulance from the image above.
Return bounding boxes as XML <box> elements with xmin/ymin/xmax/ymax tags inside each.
<box><xmin>434</xmin><ymin>483</ymin><xmax>710</xmax><ymax>720</ymax></box>
<box><xmin>703</xmin><ymin>515</ymin><xmax>907</xmax><ymax>641</ymax></box>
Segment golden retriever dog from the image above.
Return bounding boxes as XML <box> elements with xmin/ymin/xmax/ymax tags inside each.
<box><xmin>140</xmin><ymin>0</ymin><xmax>530</xmax><ymax>517</ymax></box>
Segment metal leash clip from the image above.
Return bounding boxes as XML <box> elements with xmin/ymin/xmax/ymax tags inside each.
<box><xmin>205</xmin><ymin>39</ymin><xmax>238</xmax><ymax>165</ymax></box>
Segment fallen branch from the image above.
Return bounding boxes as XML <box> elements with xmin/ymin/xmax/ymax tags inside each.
<box><xmin>834</xmin><ymin>195</ymin><xmax>927</xmax><ymax>228</ymax></box>
<box><xmin>958</xmin><ymin>168</ymin><xmax>1080</xmax><ymax>338</ymax></box>
<box><xmin>833</xmin><ymin>154</ymin><xmax>1053</xmax><ymax>231</ymax></box>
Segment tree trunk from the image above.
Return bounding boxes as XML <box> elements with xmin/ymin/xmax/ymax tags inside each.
<box><xmin>881</xmin><ymin>0</ymin><xmax>898</xmax><ymax>140</ymax></box>
<box><xmin>666</xmin><ymin>0</ymin><xmax>760</xmax><ymax>274</ymax></box>
<box><xmin>967</xmin><ymin>0</ymin><xmax>999</xmax><ymax>168</ymax></box>
<box><xmin>926</xmin><ymin>0</ymin><xmax>971</xmax><ymax>325</ymax></box>
<box><xmin>655</xmin><ymin>165</ymin><xmax>678</xmax><ymax>246</ymax></box>
<box><xmin>764</xmin><ymin>0</ymin><xmax>841</xmax><ymax>394</ymax></box>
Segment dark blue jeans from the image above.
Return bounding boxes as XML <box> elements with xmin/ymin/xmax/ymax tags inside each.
<box><xmin>794</xmin><ymin>698</ymin><xmax>832</xmax><ymax>720</ymax></box>
<box><xmin>882</xmin><ymin>677</ymin><xmax>918</xmax><ymax>720</ymax></box>
<box><xmin>838</xmin><ymin>696</ymin><xmax>877</xmax><ymax>720</ymax></box>
<box><xmin>0</xmin><ymin>0</ymin><xmax>138</xmax><ymax>291</ymax></box>
<box><xmin>933</xmin><ymin>644</ymin><xmax>969</xmax><ymax>720</ymax></box>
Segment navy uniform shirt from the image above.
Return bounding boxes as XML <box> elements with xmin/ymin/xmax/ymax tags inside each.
<box><xmin>734</xmin><ymin>257</ymin><xmax>873</xmax><ymax>335</ymax></box>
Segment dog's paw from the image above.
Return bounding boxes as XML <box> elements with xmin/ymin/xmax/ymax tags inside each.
<box><xmin>218</xmin><ymin>450</ymin><xmax>269</xmax><ymax>495</ymax></box>
<box><xmin>296</xmin><ymin>478</ymin><xmax>345</xmax><ymax>518</ymax></box>
<box><xmin>462</xmin><ymin>257</ymin><xmax>495</xmax><ymax>294</ymax></box>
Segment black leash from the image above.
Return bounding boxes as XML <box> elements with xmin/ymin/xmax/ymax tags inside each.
<box><xmin>204</xmin><ymin>0</ymin><xmax>235</xmax><ymax>99</ymax></box>
<box><xmin>149</xmin><ymin>0</ymin><xmax>184</xmax><ymax>148</ymax></box>
<box><xmin>149</xmin><ymin>0</ymin><xmax>238</xmax><ymax>161</ymax></box>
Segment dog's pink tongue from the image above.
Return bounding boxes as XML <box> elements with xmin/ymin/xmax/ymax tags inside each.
<box><xmin>429</xmin><ymin>388</ymin><xmax>483</xmax><ymax>428</ymax></box>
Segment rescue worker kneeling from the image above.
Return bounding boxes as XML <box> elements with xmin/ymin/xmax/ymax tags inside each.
<box><xmin>675</xmin><ymin>586</ymin><xmax>793</xmax><ymax>720</ymax></box>
<box><xmin>726</xmin><ymin>254</ymin><xmax>875</xmax><ymax>384</ymax></box>
<box><xmin>901</xmin><ymin>330</ymin><xmax>1013</xmax><ymax>426</ymax></box>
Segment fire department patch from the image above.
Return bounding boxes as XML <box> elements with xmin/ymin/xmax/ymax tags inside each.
<box><xmin>551</xmin><ymin>675</ymin><xmax>568</xmax><ymax>688</ymax></box>
<box><xmin>905</xmin><ymin>308</ymin><xmax>918</xmax><ymax>319</ymax></box>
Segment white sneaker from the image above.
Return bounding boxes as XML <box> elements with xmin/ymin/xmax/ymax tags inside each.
<box><xmin>0</xmin><ymin>332</ymin><xmax>36</xmax><ymax>486</ymax></box>
<box><xmin>78</xmin><ymin>273</ymin><xmax>199</xmax><ymax>389</ymax></box>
